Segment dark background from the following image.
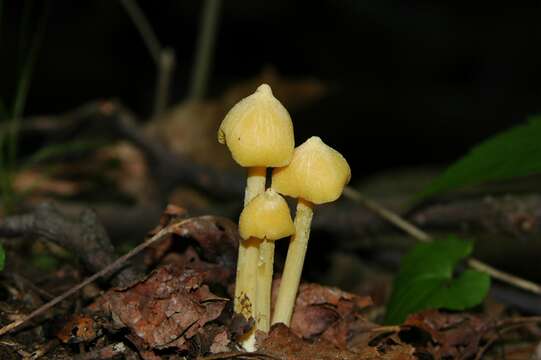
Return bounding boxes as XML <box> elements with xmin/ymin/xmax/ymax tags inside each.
<box><xmin>2</xmin><ymin>1</ymin><xmax>541</xmax><ymax>178</ymax></box>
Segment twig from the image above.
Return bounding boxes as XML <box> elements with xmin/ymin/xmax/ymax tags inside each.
<box><xmin>343</xmin><ymin>186</ymin><xmax>541</xmax><ymax>295</ymax></box>
<box><xmin>189</xmin><ymin>0</ymin><xmax>222</xmax><ymax>100</ymax></box>
<box><xmin>28</xmin><ymin>339</ymin><xmax>60</xmax><ymax>360</ymax></box>
<box><xmin>368</xmin><ymin>325</ymin><xmax>402</xmax><ymax>333</ymax></box>
<box><xmin>119</xmin><ymin>0</ymin><xmax>174</xmax><ymax>117</ymax></box>
<box><xmin>474</xmin><ymin>316</ymin><xmax>541</xmax><ymax>360</ymax></box>
<box><xmin>343</xmin><ymin>187</ymin><xmax>431</xmax><ymax>242</ymax></box>
<box><xmin>0</xmin><ymin>220</ymin><xmax>185</xmax><ymax>337</ymax></box>
<box><xmin>468</xmin><ymin>259</ymin><xmax>541</xmax><ymax>295</ymax></box>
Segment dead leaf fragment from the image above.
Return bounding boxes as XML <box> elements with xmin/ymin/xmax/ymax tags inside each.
<box><xmin>404</xmin><ymin>309</ymin><xmax>492</xmax><ymax>359</ymax></box>
<box><xmin>272</xmin><ymin>280</ymin><xmax>373</xmax><ymax>349</ymax></box>
<box><xmin>258</xmin><ymin>323</ymin><xmax>360</xmax><ymax>360</ymax></box>
<box><xmin>56</xmin><ymin>314</ymin><xmax>100</xmax><ymax>344</ymax></box>
<box><xmin>92</xmin><ymin>265</ymin><xmax>228</xmax><ymax>352</ymax></box>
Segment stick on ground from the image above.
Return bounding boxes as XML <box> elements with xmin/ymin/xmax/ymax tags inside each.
<box><xmin>343</xmin><ymin>186</ymin><xmax>541</xmax><ymax>295</ymax></box>
<box><xmin>0</xmin><ymin>220</ymin><xmax>186</xmax><ymax>337</ymax></box>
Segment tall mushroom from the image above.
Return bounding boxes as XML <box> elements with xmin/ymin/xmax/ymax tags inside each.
<box><xmin>271</xmin><ymin>136</ymin><xmax>351</xmax><ymax>326</ymax></box>
<box><xmin>238</xmin><ymin>188</ymin><xmax>295</xmax><ymax>332</ymax></box>
<box><xmin>218</xmin><ymin>84</ymin><xmax>294</xmax><ymax>349</ymax></box>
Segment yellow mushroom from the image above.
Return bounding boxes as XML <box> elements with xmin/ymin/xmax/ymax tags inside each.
<box><xmin>239</xmin><ymin>188</ymin><xmax>295</xmax><ymax>332</ymax></box>
<box><xmin>271</xmin><ymin>136</ymin><xmax>351</xmax><ymax>326</ymax></box>
<box><xmin>218</xmin><ymin>84</ymin><xmax>294</xmax><ymax>350</ymax></box>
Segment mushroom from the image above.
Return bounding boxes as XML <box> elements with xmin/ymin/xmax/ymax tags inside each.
<box><xmin>239</xmin><ymin>188</ymin><xmax>295</xmax><ymax>332</ymax></box>
<box><xmin>271</xmin><ymin>136</ymin><xmax>351</xmax><ymax>326</ymax></box>
<box><xmin>218</xmin><ymin>84</ymin><xmax>294</xmax><ymax>348</ymax></box>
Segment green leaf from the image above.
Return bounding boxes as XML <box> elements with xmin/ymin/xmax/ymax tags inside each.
<box><xmin>0</xmin><ymin>244</ymin><xmax>5</xmax><ymax>271</ymax></box>
<box><xmin>418</xmin><ymin>116</ymin><xmax>541</xmax><ymax>200</ymax></box>
<box><xmin>385</xmin><ymin>236</ymin><xmax>490</xmax><ymax>324</ymax></box>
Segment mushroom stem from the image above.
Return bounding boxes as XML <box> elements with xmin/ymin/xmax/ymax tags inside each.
<box><xmin>272</xmin><ymin>198</ymin><xmax>314</xmax><ymax>326</ymax></box>
<box><xmin>235</xmin><ymin>166</ymin><xmax>265</xmax><ymax>351</ymax></box>
<box><xmin>244</xmin><ymin>167</ymin><xmax>267</xmax><ymax>206</ymax></box>
<box><xmin>256</xmin><ymin>240</ymin><xmax>274</xmax><ymax>332</ymax></box>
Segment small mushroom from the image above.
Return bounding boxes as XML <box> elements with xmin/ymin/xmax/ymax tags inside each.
<box><xmin>239</xmin><ymin>188</ymin><xmax>295</xmax><ymax>332</ymax></box>
<box><xmin>271</xmin><ymin>136</ymin><xmax>351</xmax><ymax>326</ymax></box>
<box><xmin>218</xmin><ymin>84</ymin><xmax>294</xmax><ymax>350</ymax></box>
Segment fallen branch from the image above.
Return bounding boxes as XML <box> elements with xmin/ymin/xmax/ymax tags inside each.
<box><xmin>0</xmin><ymin>202</ymin><xmax>140</xmax><ymax>287</ymax></box>
<box><xmin>0</xmin><ymin>220</ymin><xmax>179</xmax><ymax>337</ymax></box>
<box><xmin>343</xmin><ymin>187</ymin><xmax>541</xmax><ymax>295</ymax></box>
<box><xmin>8</xmin><ymin>100</ymin><xmax>541</xmax><ymax>295</ymax></box>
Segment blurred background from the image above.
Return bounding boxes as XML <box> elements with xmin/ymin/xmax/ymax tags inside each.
<box><xmin>3</xmin><ymin>1</ymin><xmax>541</xmax><ymax>175</ymax></box>
<box><xmin>2</xmin><ymin>1</ymin><xmax>541</xmax><ymax>290</ymax></box>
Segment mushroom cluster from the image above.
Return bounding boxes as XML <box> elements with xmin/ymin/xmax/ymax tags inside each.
<box><xmin>218</xmin><ymin>84</ymin><xmax>351</xmax><ymax>351</ymax></box>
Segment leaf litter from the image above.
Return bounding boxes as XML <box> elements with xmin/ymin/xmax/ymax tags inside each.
<box><xmin>20</xmin><ymin>204</ymin><xmax>541</xmax><ymax>358</ymax></box>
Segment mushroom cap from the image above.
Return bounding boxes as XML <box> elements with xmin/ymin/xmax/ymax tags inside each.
<box><xmin>217</xmin><ymin>84</ymin><xmax>294</xmax><ymax>167</ymax></box>
<box><xmin>271</xmin><ymin>136</ymin><xmax>351</xmax><ymax>204</ymax></box>
<box><xmin>238</xmin><ymin>188</ymin><xmax>295</xmax><ymax>241</ymax></box>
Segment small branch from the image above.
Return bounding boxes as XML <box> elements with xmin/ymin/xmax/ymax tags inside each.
<box><xmin>189</xmin><ymin>0</ymin><xmax>222</xmax><ymax>100</ymax></box>
<box><xmin>119</xmin><ymin>0</ymin><xmax>174</xmax><ymax>117</ymax></box>
<box><xmin>343</xmin><ymin>186</ymin><xmax>541</xmax><ymax>295</ymax></box>
<box><xmin>468</xmin><ymin>259</ymin><xmax>541</xmax><ymax>295</ymax></box>
<box><xmin>342</xmin><ymin>187</ymin><xmax>431</xmax><ymax>242</ymax></box>
<box><xmin>0</xmin><ymin>221</ymin><xmax>181</xmax><ymax>337</ymax></box>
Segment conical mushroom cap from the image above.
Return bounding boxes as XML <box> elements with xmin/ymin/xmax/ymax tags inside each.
<box><xmin>217</xmin><ymin>84</ymin><xmax>294</xmax><ymax>167</ymax></box>
<box><xmin>272</xmin><ymin>136</ymin><xmax>351</xmax><ymax>204</ymax></box>
<box><xmin>238</xmin><ymin>188</ymin><xmax>295</xmax><ymax>241</ymax></box>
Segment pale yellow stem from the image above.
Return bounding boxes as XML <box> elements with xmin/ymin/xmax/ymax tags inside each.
<box><xmin>235</xmin><ymin>166</ymin><xmax>265</xmax><ymax>351</ymax></box>
<box><xmin>243</xmin><ymin>167</ymin><xmax>266</xmax><ymax>207</ymax></box>
<box><xmin>256</xmin><ymin>240</ymin><xmax>274</xmax><ymax>332</ymax></box>
<box><xmin>272</xmin><ymin>199</ymin><xmax>314</xmax><ymax>326</ymax></box>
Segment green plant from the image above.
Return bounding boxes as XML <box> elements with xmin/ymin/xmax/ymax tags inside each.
<box><xmin>418</xmin><ymin>116</ymin><xmax>541</xmax><ymax>200</ymax></box>
<box><xmin>0</xmin><ymin>1</ymin><xmax>47</xmax><ymax>213</ymax></box>
<box><xmin>385</xmin><ymin>237</ymin><xmax>490</xmax><ymax>324</ymax></box>
<box><xmin>0</xmin><ymin>244</ymin><xmax>5</xmax><ymax>271</ymax></box>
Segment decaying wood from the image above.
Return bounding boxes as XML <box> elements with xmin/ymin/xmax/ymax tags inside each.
<box><xmin>0</xmin><ymin>202</ymin><xmax>141</xmax><ymax>287</ymax></box>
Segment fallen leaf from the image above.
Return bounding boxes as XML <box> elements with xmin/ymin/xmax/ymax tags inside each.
<box><xmin>272</xmin><ymin>280</ymin><xmax>373</xmax><ymax>349</ymax></box>
<box><xmin>258</xmin><ymin>323</ymin><xmax>359</xmax><ymax>360</ymax></box>
<box><xmin>56</xmin><ymin>314</ymin><xmax>101</xmax><ymax>344</ymax></box>
<box><xmin>91</xmin><ymin>265</ymin><xmax>228</xmax><ymax>353</ymax></box>
<box><xmin>146</xmin><ymin>208</ymin><xmax>239</xmax><ymax>270</ymax></box>
<box><xmin>404</xmin><ymin>309</ymin><xmax>492</xmax><ymax>359</ymax></box>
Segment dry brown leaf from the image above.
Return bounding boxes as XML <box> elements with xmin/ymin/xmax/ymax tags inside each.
<box><xmin>56</xmin><ymin>314</ymin><xmax>101</xmax><ymax>344</ymax></box>
<box><xmin>258</xmin><ymin>323</ymin><xmax>359</xmax><ymax>360</ymax></box>
<box><xmin>144</xmin><ymin>207</ymin><xmax>240</xmax><ymax>285</ymax></box>
<box><xmin>404</xmin><ymin>309</ymin><xmax>492</xmax><ymax>359</ymax></box>
<box><xmin>271</xmin><ymin>280</ymin><xmax>373</xmax><ymax>349</ymax></box>
<box><xmin>91</xmin><ymin>265</ymin><xmax>228</xmax><ymax>353</ymax></box>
